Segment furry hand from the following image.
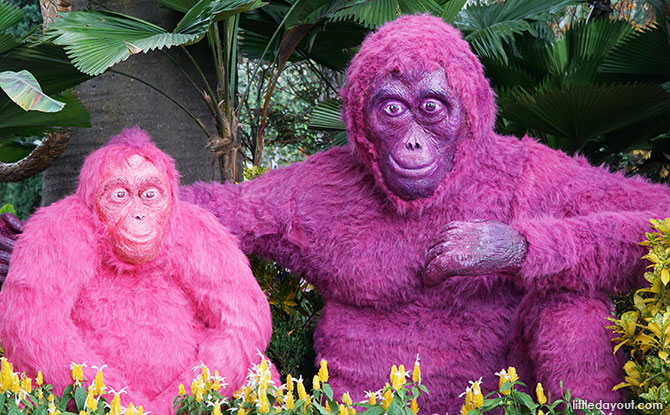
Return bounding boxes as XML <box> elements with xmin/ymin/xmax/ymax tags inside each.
<box><xmin>0</xmin><ymin>212</ymin><xmax>22</xmax><ymax>283</ymax></box>
<box><xmin>424</xmin><ymin>220</ymin><xmax>527</xmax><ymax>287</ymax></box>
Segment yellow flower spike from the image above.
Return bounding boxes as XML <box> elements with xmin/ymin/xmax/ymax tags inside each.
<box><xmin>389</xmin><ymin>365</ymin><xmax>398</xmax><ymax>383</ymax></box>
<box><xmin>126</xmin><ymin>403</ymin><xmax>137</xmax><ymax>415</ymax></box>
<box><xmin>318</xmin><ymin>360</ymin><xmax>329</xmax><ymax>383</ymax></box>
<box><xmin>287</xmin><ymin>375</ymin><xmax>294</xmax><ymax>391</ymax></box>
<box><xmin>368</xmin><ymin>393</ymin><xmax>377</xmax><ymax>405</ymax></box>
<box><xmin>70</xmin><ymin>363</ymin><xmax>84</xmax><ymax>384</ymax></box>
<box><xmin>260</xmin><ymin>358</ymin><xmax>268</xmax><ymax>377</ymax></box>
<box><xmin>507</xmin><ymin>367</ymin><xmax>518</xmax><ymax>383</ymax></box>
<box><xmin>80</xmin><ymin>411</ymin><xmax>87</xmax><ymax>415</ymax></box>
<box><xmin>471</xmin><ymin>381</ymin><xmax>483</xmax><ymax>409</ymax></box>
<box><xmin>536</xmin><ymin>383</ymin><xmax>547</xmax><ymax>405</ymax></box>
<box><xmin>297</xmin><ymin>380</ymin><xmax>308</xmax><ymax>400</ymax></box>
<box><xmin>349</xmin><ymin>408</ymin><xmax>356</xmax><ymax>415</ymax></box>
<box><xmin>313</xmin><ymin>374</ymin><xmax>321</xmax><ymax>391</ymax></box>
<box><xmin>10</xmin><ymin>373</ymin><xmax>20</xmax><ymax>393</ymax></box>
<box><xmin>538</xmin><ymin>410</ymin><xmax>544</xmax><ymax>415</ymax></box>
<box><xmin>412</xmin><ymin>355</ymin><xmax>421</xmax><ymax>384</ymax></box>
<box><xmin>259</xmin><ymin>394</ymin><xmax>270</xmax><ymax>413</ymax></box>
<box><xmin>85</xmin><ymin>386</ymin><xmax>98</xmax><ymax>411</ymax></box>
<box><xmin>212</xmin><ymin>404</ymin><xmax>223</xmax><ymax>415</ymax></box>
<box><xmin>109</xmin><ymin>392</ymin><xmax>121</xmax><ymax>415</ymax></box>
<box><xmin>325</xmin><ymin>401</ymin><xmax>331</xmax><ymax>412</ymax></box>
<box><xmin>238</xmin><ymin>409</ymin><xmax>246</xmax><ymax>415</ymax></box>
<box><xmin>38</xmin><ymin>388</ymin><xmax>44</xmax><ymax>403</ymax></box>
<box><xmin>48</xmin><ymin>395</ymin><xmax>58</xmax><ymax>415</ymax></box>
<box><xmin>21</xmin><ymin>376</ymin><xmax>32</xmax><ymax>394</ymax></box>
<box><xmin>137</xmin><ymin>405</ymin><xmax>144</xmax><ymax>415</ymax></box>
<box><xmin>202</xmin><ymin>365</ymin><xmax>210</xmax><ymax>381</ymax></box>
<box><xmin>382</xmin><ymin>389</ymin><xmax>393</xmax><ymax>410</ymax></box>
<box><xmin>338</xmin><ymin>403</ymin><xmax>347</xmax><ymax>414</ymax></box>
<box><xmin>460</xmin><ymin>405</ymin><xmax>468</xmax><ymax>415</ymax></box>
<box><xmin>92</xmin><ymin>368</ymin><xmax>105</xmax><ymax>395</ymax></box>
<box><xmin>286</xmin><ymin>392</ymin><xmax>295</xmax><ymax>410</ymax></box>
<box><xmin>36</xmin><ymin>371</ymin><xmax>43</xmax><ymax>387</ymax></box>
<box><xmin>342</xmin><ymin>392</ymin><xmax>352</xmax><ymax>406</ymax></box>
<box><xmin>497</xmin><ymin>369</ymin><xmax>511</xmax><ymax>396</ymax></box>
<box><xmin>213</xmin><ymin>370</ymin><xmax>221</xmax><ymax>390</ymax></box>
<box><xmin>411</xmin><ymin>398</ymin><xmax>419</xmax><ymax>415</ymax></box>
<box><xmin>178</xmin><ymin>383</ymin><xmax>186</xmax><ymax>396</ymax></box>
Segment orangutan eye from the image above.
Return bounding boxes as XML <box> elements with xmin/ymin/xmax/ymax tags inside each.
<box><xmin>115</xmin><ymin>191</ymin><xmax>126</xmax><ymax>199</ymax></box>
<box><xmin>421</xmin><ymin>99</ymin><xmax>443</xmax><ymax>114</ymax></box>
<box><xmin>382</xmin><ymin>101</ymin><xmax>407</xmax><ymax>117</ymax></box>
<box><xmin>143</xmin><ymin>189</ymin><xmax>158</xmax><ymax>199</ymax></box>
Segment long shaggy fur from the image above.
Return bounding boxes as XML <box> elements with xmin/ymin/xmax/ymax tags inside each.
<box><xmin>0</xmin><ymin>128</ymin><xmax>274</xmax><ymax>414</ymax></box>
<box><xmin>180</xmin><ymin>15</ymin><xmax>670</xmax><ymax>413</ymax></box>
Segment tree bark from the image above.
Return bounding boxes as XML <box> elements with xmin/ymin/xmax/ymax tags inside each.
<box><xmin>40</xmin><ymin>0</ymin><xmax>218</xmax><ymax>206</ymax></box>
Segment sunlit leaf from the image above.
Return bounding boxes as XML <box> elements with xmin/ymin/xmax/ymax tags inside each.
<box><xmin>330</xmin><ymin>0</ymin><xmax>442</xmax><ymax>28</ymax></box>
<box><xmin>0</xmin><ymin>70</ymin><xmax>66</xmax><ymax>112</ymax></box>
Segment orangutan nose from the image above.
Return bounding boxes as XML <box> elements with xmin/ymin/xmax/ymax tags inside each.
<box><xmin>135</xmin><ymin>214</ymin><xmax>145</xmax><ymax>221</ymax></box>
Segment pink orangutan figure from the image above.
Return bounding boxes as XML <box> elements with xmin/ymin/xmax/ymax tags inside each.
<box><xmin>0</xmin><ymin>128</ymin><xmax>274</xmax><ymax>414</ymax></box>
<box><xmin>4</xmin><ymin>15</ymin><xmax>670</xmax><ymax>415</ymax></box>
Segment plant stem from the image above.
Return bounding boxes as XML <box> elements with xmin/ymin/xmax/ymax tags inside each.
<box><xmin>108</xmin><ymin>69</ymin><xmax>211</xmax><ymax>137</ymax></box>
<box><xmin>180</xmin><ymin>45</ymin><xmax>225</xmax><ymax>136</ymax></box>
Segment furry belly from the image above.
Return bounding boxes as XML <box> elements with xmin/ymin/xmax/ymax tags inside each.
<box><xmin>71</xmin><ymin>270</ymin><xmax>202</xmax><ymax>398</ymax></box>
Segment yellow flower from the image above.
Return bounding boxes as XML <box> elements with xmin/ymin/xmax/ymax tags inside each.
<box><xmin>38</xmin><ymin>389</ymin><xmax>44</xmax><ymax>404</ymax></box>
<box><xmin>297</xmin><ymin>380</ymin><xmax>308</xmax><ymax>400</ymax></box>
<box><xmin>238</xmin><ymin>409</ymin><xmax>246</xmax><ymax>415</ymax></box>
<box><xmin>212</xmin><ymin>403</ymin><xmax>223</xmax><ymax>415</ymax></box>
<box><xmin>179</xmin><ymin>383</ymin><xmax>186</xmax><ymax>396</ymax></box>
<box><xmin>470</xmin><ymin>381</ymin><xmax>483</xmax><ymax>409</ymax></box>
<box><xmin>286</xmin><ymin>392</ymin><xmax>295</xmax><ymax>410</ymax></box>
<box><xmin>318</xmin><ymin>360</ymin><xmax>329</xmax><ymax>383</ymax></box>
<box><xmin>287</xmin><ymin>375</ymin><xmax>294</xmax><ymax>392</ymax></box>
<box><xmin>536</xmin><ymin>383</ymin><xmax>547</xmax><ymax>405</ymax></box>
<box><xmin>92</xmin><ymin>367</ymin><xmax>105</xmax><ymax>395</ymax></box>
<box><xmin>538</xmin><ymin>411</ymin><xmax>544</xmax><ymax>415</ymax></box>
<box><xmin>412</xmin><ymin>355</ymin><xmax>421</xmax><ymax>384</ymax></box>
<box><xmin>339</xmin><ymin>404</ymin><xmax>347</xmax><ymax>414</ymax></box>
<box><xmin>382</xmin><ymin>389</ymin><xmax>393</xmax><ymax>410</ymax></box>
<box><xmin>70</xmin><ymin>363</ymin><xmax>85</xmax><ymax>384</ymax></box>
<box><xmin>259</xmin><ymin>394</ymin><xmax>270</xmax><ymax>413</ymax></box>
<box><xmin>36</xmin><ymin>371</ymin><xmax>43</xmax><ymax>387</ymax></box>
<box><xmin>349</xmin><ymin>408</ymin><xmax>356</xmax><ymax>415</ymax></box>
<box><xmin>10</xmin><ymin>373</ymin><xmax>20</xmax><ymax>393</ymax></box>
<box><xmin>48</xmin><ymin>395</ymin><xmax>60</xmax><ymax>415</ymax></box>
<box><xmin>0</xmin><ymin>358</ymin><xmax>13</xmax><ymax>392</ymax></box>
<box><xmin>202</xmin><ymin>365</ymin><xmax>211</xmax><ymax>381</ymax></box>
<box><xmin>460</xmin><ymin>405</ymin><xmax>468</xmax><ymax>415</ymax></box>
<box><xmin>21</xmin><ymin>376</ymin><xmax>32</xmax><ymax>394</ymax></box>
<box><xmin>313</xmin><ymin>375</ymin><xmax>321</xmax><ymax>391</ymax></box>
<box><xmin>136</xmin><ymin>405</ymin><xmax>144</xmax><ymax>415</ymax></box>
<box><xmin>390</xmin><ymin>365</ymin><xmax>406</xmax><ymax>391</ymax></box>
<box><xmin>212</xmin><ymin>370</ymin><xmax>221</xmax><ymax>390</ymax></box>
<box><xmin>410</xmin><ymin>398</ymin><xmax>419</xmax><ymax>415</ymax></box>
<box><xmin>342</xmin><ymin>392</ymin><xmax>352</xmax><ymax>406</ymax></box>
<box><xmin>85</xmin><ymin>386</ymin><xmax>98</xmax><ymax>411</ymax></box>
<box><xmin>109</xmin><ymin>392</ymin><xmax>121</xmax><ymax>415</ymax></box>
<box><xmin>508</xmin><ymin>367</ymin><xmax>518</xmax><ymax>383</ymax></box>
<box><xmin>325</xmin><ymin>401</ymin><xmax>331</xmax><ymax>412</ymax></box>
<box><xmin>366</xmin><ymin>391</ymin><xmax>377</xmax><ymax>405</ymax></box>
<box><xmin>80</xmin><ymin>411</ymin><xmax>87</xmax><ymax>415</ymax></box>
<box><xmin>126</xmin><ymin>403</ymin><xmax>137</xmax><ymax>415</ymax></box>
<box><xmin>497</xmin><ymin>369</ymin><xmax>513</xmax><ymax>396</ymax></box>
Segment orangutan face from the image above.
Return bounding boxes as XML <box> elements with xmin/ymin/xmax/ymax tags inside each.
<box><xmin>96</xmin><ymin>154</ymin><xmax>171</xmax><ymax>264</ymax></box>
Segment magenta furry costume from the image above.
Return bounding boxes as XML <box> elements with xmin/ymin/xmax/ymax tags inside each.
<box><xmin>179</xmin><ymin>15</ymin><xmax>670</xmax><ymax>413</ymax></box>
<box><xmin>0</xmin><ymin>128</ymin><xmax>274</xmax><ymax>414</ymax></box>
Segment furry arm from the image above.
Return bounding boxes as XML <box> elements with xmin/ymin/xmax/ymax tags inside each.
<box><xmin>510</xmin><ymin>140</ymin><xmax>670</xmax><ymax>293</ymax></box>
<box><xmin>0</xmin><ymin>196</ymin><xmax>146</xmax><ymax>401</ymax></box>
<box><xmin>164</xmin><ymin>202</ymin><xmax>273</xmax><ymax>395</ymax></box>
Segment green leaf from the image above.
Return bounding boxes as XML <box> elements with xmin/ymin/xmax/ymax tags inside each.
<box><xmin>0</xmin><ymin>0</ymin><xmax>23</xmax><ymax>32</ymax></box>
<box><xmin>601</xmin><ymin>26</ymin><xmax>670</xmax><ymax>83</ymax></box>
<box><xmin>511</xmin><ymin>390</ymin><xmax>538</xmax><ymax>411</ymax></box>
<box><xmin>360</xmin><ymin>406</ymin><xmax>385</xmax><ymax>415</ymax></box>
<box><xmin>174</xmin><ymin>0</ymin><xmax>265</xmax><ymax>33</ymax></box>
<box><xmin>74</xmin><ymin>386</ymin><xmax>87</xmax><ymax>410</ymax></box>
<box><xmin>0</xmin><ymin>93</ymin><xmax>91</xmax><ymax>140</ymax></box>
<box><xmin>0</xmin><ymin>33</ymin><xmax>20</xmax><ymax>55</ymax></box>
<box><xmin>309</xmin><ymin>99</ymin><xmax>344</xmax><ymax>131</ymax></box>
<box><xmin>322</xmin><ymin>383</ymin><xmax>334</xmax><ymax>401</ymax></box>
<box><xmin>157</xmin><ymin>0</ymin><xmax>200</xmax><ymax>13</ymax></box>
<box><xmin>0</xmin><ymin>203</ymin><xmax>15</xmax><ymax>215</ymax></box>
<box><xmin>46</xmin><ymin>11</ymin><xmax>203</xmax><ymax>76</ymax></box>
<box><xmin>441</xmin><ymin>0</ymin><xmax>467</xmax><ymax>23</ymax></box>
<box><xmin>0</xmin><ymin>140</ymin><xmax>34</xmax><ymax>162</ymax></box>
<box><xmin>330</xmin><ymin>0</ymin><xmax>443</xmax><ymax>28</ymax></box>
<box><xmin>0</xmin><ymin>70</ymin><xmax>66</xmax><ymax>112</ymax></box>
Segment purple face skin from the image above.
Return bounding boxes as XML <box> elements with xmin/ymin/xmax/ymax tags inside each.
<box><xmin>365</xmin><ymin>70</ymin><xmax>464</xmax><ymax>200</ymax></box>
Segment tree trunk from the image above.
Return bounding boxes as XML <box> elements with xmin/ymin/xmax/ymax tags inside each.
<box><xmin>41</xmin><ymin>0</ymin><xmax>218</xmax><ymax>206</ymax></box>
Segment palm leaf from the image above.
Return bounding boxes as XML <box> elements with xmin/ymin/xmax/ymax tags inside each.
<box><xmin>600</xmin><ymin>26</ymin><xmax>670</xmax><ymax>83</ymax></box>
<box><xmin>309</xmin><ymin>99</ymin><xmax>344</xmax><ymax>131</ymax></box>
<box><xmin>0</xmin><ymin>70</ymin><xmax>66</xmax><ymax>112</ymax></box>
<box><xmin>174</xmin><ymin>0</ymin><xmax>265</xmax><ymax>34</ymax></box>
<box><xmin>456</xmin><ymin>0</ymin><xmax>575</xmax><ymax>62</ymax></box>
<box><xmin>499</xmin><ymin>83</ymin><xmax>670</xmax><ymax>148</ymax></box>
<box><xmin>46</xmin><ymin>11</ymin><xmax>203</xmax><ymax>76</ymax></box>
<box><xmin>0</xmin><ymin>34</ymin><xmax>20</xmax><ymax>55</ymax></box>
<box><xmin>330</xmin><ymin>0</ymin><xmax>442</xmax><ymax>28</ymax></box>
<box><xmin>0</xmin><ymin>93</ymin><xmax>90</xmax><ymax>140</ymax></box>
<box><xmin>441</xmin><ymin>0</ymin><xmax>466</xmax><ymax>23</ymax></box>
<box><xmin>0</xmin><ymin>0</ymin><xmax>23</xmax><ymax>32</ymax></box>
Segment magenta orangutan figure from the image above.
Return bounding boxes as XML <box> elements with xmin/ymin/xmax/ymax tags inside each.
<box><xmin>177</xmin><ymin>15</ymin><xmax>670</xmax><ymax>412</ymax></box>
<box><xmin>0</xmin><ymin>128</ymin><xmax>274</xmax><ymax>414</ymax></box>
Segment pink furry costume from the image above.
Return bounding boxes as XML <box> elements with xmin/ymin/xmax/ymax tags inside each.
<box><xmin>179</xmin><ymin>15</ymin><xmax>670</xmax><ymax>412</ymax></box>
<box><xmin>0</xmin><ymin>129</ymin><xmax>273</xmax><ymax>414</ymax></box>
